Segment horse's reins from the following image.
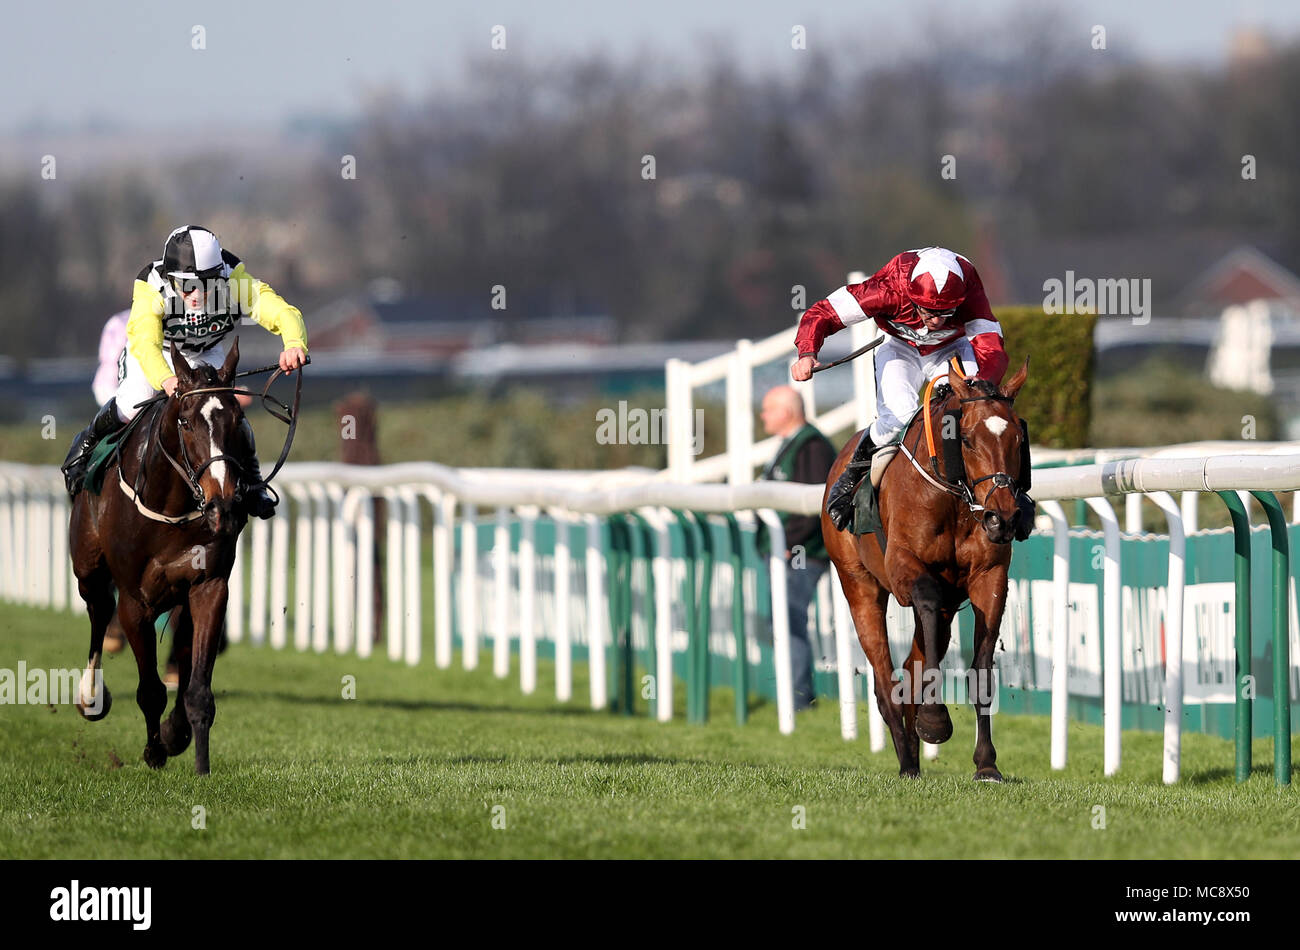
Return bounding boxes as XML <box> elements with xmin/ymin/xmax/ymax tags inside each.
<box><xmin>118</xmin><ymin>357</ymin><xmax>308</xmax><ymax>522</ymax></box>
<box><xmin>895</xmin><ymin>359</ymin><xmax>1023</xmax><ymax>516</ymax></box>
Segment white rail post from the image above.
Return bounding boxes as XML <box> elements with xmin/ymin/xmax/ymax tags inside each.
<box><xmin>585</xmin><ymin>514</ymin><xmax>608</xmax><ymax>710</ymax></box>
<box><xmin>248</xmin><ymin>510</ymin><xmax>271</xmax><ymax>645</ymax></box>
<box><xmin>756</xmin><ymin>509</ymin><xmax>796</xmax><ymax>734</ymax></box>
<box><xmin>50</xmin><ymin>493</ymin><xmax>68</xmax><ymax>612</ymax></box>
<box><xmin>401</xmin><ymin>487</ymin><xmax>421</xmax><ymax>666</ymax></box>
<box><xmin>0</xmin><ymin>476</ymin><xmax>13</xmax><ymax>601</ymax></box>
<box><xmin>289</xmin><ymin>483</ymin><xmax>311</xmax><ymax>651</ymax></box>
<box><xmin>269</xmin><ymin>504</ymin><xmax>290</xmax><ymax>650</ymax></box>
<box><xmin>460</xmin><ymin>503</ymin><xmax>479</xmax><ymax>670</ymax></box>
<box><xmin>354</xmin><ymin>490</ymin><xmax>375</xmax><ymax>658</ymax></box>
<box><xmin>227</xmin><ymin>521</ymin><xmax>245</xmax><ymax>644</ymax></box>
<box><xmin>519</xmin><ymin>507</ymin><xmax>537</xmax><ymax>695</ymax></box>
<box><xmin>727</xmin><ymin>341</ymin><xmax>754</xmax><ymax>485</ymax></box>
<box><xmin>383</xmin><ymin>487</ymin><xmax>404</xmax><ymax>661</ymax></box>
<box><xmin>327</xmin><ymin>483</ymin><xmax>348</xmax><ymax>652</ymax></box>
<box><xmin>432</xmin><ymin>491</ymin><xmax>454</xmax><ymax>669</ymax></box>
<box><xmin>828</xmin><ymin>567</ymin><xmax>858</xmax><ymax>741</ymax></box>
<box><xmin>12</xmin><ymin>482</ymin><xmax>27</xmax><ymax>604</ymax></box>
<box><xmin>28</xmin><ymin>491</ymin><xmax>48</xmax><ymax>605</ymax></box>
<box><xmin>1041</xmin><ymin>500</ymin><xmax>1071</xmax><ymax>770</ymax></box>
<box><xmin>335</xmin><ymin>487</ymin><xmax>368</xmax><ymax>656</ymax></box>
<box><xmin>1180</xmin><ymin>491</ymin><xmax>1198</xmax><ymax>533</ymax></box>
<box><xmin>551</xmin><ymin>508</ymin><xmax>572</xmax><ymax>702</ymax></box>
<box><xmin>848</xmin><ymin>303</ymin><xmax>877</xmax><ymax>431</ymax></box>
<box><xmin>1146</xmin><ymin>492</ymin><xmax>1186</xmax><ymax>784</ymax></box>
<box><xmin>493</xmin><ymin>506</ymin><xmax>511</xmax><ymax>678</ymax></box>
<box><xmin>647</xmin><ymin>508</ymin><xmax>674</xmax><ymax>722</ymax></box>
<box><xmin>309</xmin><ymin>482</ymin><xmax>331</xmax><ymax>653</ymax></box>
<box><xmin>665</xmin><ymin>359</ymin><xmax>689</xmax><ymax>481</ymax></box>
<box><xmin>1125</xmin><ymin>494</ymin><xmax>1142</xmax><ymax>534</ymax></box>
<box><xmin>1085</xmin><ymin>496</ymin><xmax>1122</xmax><ymax>776</ymax></box>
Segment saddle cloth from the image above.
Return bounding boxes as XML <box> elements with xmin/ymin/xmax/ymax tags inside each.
<box><xmin>84</xmin><ymin>429</ymin><xmax>128</xmax><ymax>496</ymax></box>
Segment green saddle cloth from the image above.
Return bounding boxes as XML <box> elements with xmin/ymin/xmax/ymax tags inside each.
<box><xmin>852</xmin><ymin>475</ymin><xmax>883</xmax><ymax>537</ymax></box>
<box><xmin>848</xmin><ymin>400</ymin><xmax>931</xmax><ymax>539</ymax></box>
<box><xmin>84</xmin><ymin>428</ymin><xmax>129</xmax><ymax>496</ymax></box>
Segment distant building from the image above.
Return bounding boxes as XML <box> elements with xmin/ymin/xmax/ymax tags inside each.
<box><xmin>307</xmin><ymin>279</ymin><xmax>616</xmax><ymax>356</ymax></box>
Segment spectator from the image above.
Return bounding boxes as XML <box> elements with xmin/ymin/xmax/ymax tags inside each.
<box><xmin>758</xmin><ymin>385</ymin><xmax>836</xmax><ymax>711</ymax></box>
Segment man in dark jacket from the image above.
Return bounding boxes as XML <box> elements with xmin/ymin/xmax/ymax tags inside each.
<box><xmin>758</xmin><ymin>386</ymin><xmax>837</xmax><ymax>711</ymax></box>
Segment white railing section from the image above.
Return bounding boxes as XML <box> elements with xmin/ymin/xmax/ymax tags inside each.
<box><xmin>3</xmin><ymin>450</ymin><xmax>1298</xmax><ymax>782</ymax></box>
<box><xmin>666</xmin><ymin>272</ymin><xmax>879</xmax><ymax>484</ymax></box>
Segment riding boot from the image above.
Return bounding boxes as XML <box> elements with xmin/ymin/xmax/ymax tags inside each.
<box><xmin>236</xmin><ymin>417</ymin><xmax>277</xmax><ymax>520</ymax></box>
<box><xmin>60</xmin><ymin>398</ymin><xmax>124</xmax><ymax>498</ymax></box>
<box><xmin>826</xmin><ymin>430</ymin><xmax>877</xmax><ymax>532</ymax></box>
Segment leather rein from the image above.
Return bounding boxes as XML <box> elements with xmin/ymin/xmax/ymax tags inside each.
<box><xmin>117</xmin><ymin>360</ymin><xmax>305</xmax><ymax>524</ymax></box>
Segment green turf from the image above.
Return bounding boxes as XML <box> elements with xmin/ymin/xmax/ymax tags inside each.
<box><xmin>0</xmin><ymin>601</ymin><xmax>1295</xmax><ymax>859</ymax></box>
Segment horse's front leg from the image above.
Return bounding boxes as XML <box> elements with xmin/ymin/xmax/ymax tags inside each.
<box><xmin>903</xmin><ymin>571</ymin><xmax>954</xmax><ymax>746</ymax></box>
<box><xmin>967</xmin><ymin>568</ymin><xmax>1009</xmax><ymax>782</ymax></box>
<box><xmin>161</xmin><ymin>605</ymin><xmax>194</xmax><ymax>757</ymax></box>
<box><xmin>186</xmin><ymin>578</ymin><xmax>229</xmax><ymax>776</ymax></box>
<box><xmin>117</xmin><ymin>593</ymin><xmax>168</xmax><ymax>769</ymax></box>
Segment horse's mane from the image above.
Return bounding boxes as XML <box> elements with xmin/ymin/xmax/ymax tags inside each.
<box><xmin>929</xmin><ymin>376</ymin><xmax>1003</xmax><ymax>407</ymax></box>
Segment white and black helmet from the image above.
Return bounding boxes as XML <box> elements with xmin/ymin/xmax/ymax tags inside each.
<box><xmin>163</xmin><ymin>225</ymin><xmax>226</xmax><ymax>281</ymax></box>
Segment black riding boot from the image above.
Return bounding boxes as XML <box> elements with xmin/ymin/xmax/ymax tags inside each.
<box><xmin>826</xmin><ymin>431</ymin><xmax>877</xmax><ymax>532</ymax></box>
<box><xmin>60</xmin><ymin>398</ymin><xmax>124</xmax><ymax>498</ymax></box>
<box><xmin>236</xmin><ymin>417</ymin><xmax>277</xmax><ymax>520</ymax></box>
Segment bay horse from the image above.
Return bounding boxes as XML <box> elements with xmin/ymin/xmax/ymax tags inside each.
<box><xmin>825</xmin><ymin>359</ymin><xmax>1029</xmax><ymax>781</ymax></box>
<box><xmin>70</xmin><ymin>340</ymin><xmax>249</xmax><ymax>775</ymax></box>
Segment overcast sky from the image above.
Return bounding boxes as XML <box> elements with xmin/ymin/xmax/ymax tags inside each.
<box><xmin>3</xmin><ymin>0</ymin><xmax>1298</xmax><ymax>133</ymax></box>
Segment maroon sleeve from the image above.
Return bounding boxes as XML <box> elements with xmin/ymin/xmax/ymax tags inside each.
<box><xmin>793</xmin><ymin>299</ymin><xmax>843</xmax><ymax>357</ymax></box>
<box><xmin>957</xmin><ymin>266</ymin><xmax>1008</xmax><ymax>383</ymax></box>
<box><xmin>794</xmin><ymin>263</ymin><xmax>899</xmax><ymax>357</ymax></box>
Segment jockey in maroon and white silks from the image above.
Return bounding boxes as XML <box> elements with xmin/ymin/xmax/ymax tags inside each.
<box><xmin>793</xmin><ymin>246</ymin><xmax>1008</xmax><ymax>445</ymax></box>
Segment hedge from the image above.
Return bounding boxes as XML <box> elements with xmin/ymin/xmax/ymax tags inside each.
<box><xmin>995</xmin><ymin>305</ymin><xmax>1096</xmax><ymax>449</ymax></box>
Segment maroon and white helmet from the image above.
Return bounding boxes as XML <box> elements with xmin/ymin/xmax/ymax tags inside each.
<box><xmin>905</xmin><ymin>246</ymin><xmax>968</xmax><ymax>311</ymax></box>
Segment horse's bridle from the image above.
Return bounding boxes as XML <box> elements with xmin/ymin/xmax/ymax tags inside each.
<box><xmin>119</xmin><ymin>363</ymin><xmax>304</xmax><ymax>519</ymax></box>
<box><xmin>160</xmin><ymin>385</ymin><xmax>250</xmax><ymax>509</ymax></box>
<box><xmin>897</xmin><ymin>388</ymin><xmax>1025</xmax><ymax>517</ymax></box>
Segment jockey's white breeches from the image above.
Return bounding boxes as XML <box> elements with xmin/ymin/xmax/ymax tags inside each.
<box><xmin>869</xmin><ymin>336</ymin><xmax>978</xmax><ymax>444</ymax></box>
<box><xmin>114</xmin><ymin>335</ymin><xmax>235</xmax><ymax>422</ymax></box>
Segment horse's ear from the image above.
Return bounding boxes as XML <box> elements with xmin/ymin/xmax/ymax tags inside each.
<box><xmin>219</xmin><ymin>337</ymin><xmax>239</xmax><ymax>385</ymax></box>
<box><xmin>170</xmin><ymin>341</ymin><xmax>194</xmax><ymax>388</ymax></box>
<box><xmin>948</xmin><ymin>367</ymin><xmax>973</xmax><ymax>401</ymax></box>
<box><xmin>1001</xmin><ymin>357</ymin><xmax>1030</xmax><ymax>402</ymax></box>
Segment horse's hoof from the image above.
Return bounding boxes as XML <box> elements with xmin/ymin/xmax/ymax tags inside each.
<box><xmin>915</xmin><ymin>705</ymin><xmax>953</xmax><ymax>744</ymax></box>
<box><xmin>142</xmin><ymin>744</ymin><xmax>168</xmax><ymax>770</ymax></box>
<box><xmin>899</xmin><ymin>766</ymin><xmax>921</xmax><ymax>779</ymax></box>
<box><xmin>160</xmin><ymin>718</ymin><xmax>191</xmax><ymax>756</ymax></box>
<box><xmin>973</xmin><ymin>767</ymin><xmax>1004</xmax><ymax>783</ymax></box>
<box><xmin>75</xmin><ymin>687</ymin><xmax>112</xmax><ymax>722</ymax></box>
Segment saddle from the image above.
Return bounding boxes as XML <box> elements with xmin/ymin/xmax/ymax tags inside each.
<box><xmin>850</xmin><ymin>402</ymin><xmax>927</xmax><ymax>545</ymax></box>
<box><xmin>83</xmin><ymin>429</ymin><xmax>129</xmax><ymax>496</ymax></box>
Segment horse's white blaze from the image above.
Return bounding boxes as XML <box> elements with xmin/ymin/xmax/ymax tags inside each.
<box><xmin>983</xmin><ymin>417</ymin><xmax>1009</xmax><ymax>437</ymax></box>
<box><xmin>200</xmin><ymin>397</ymin><xmax>227</xmax><ymax>489</ymax></box>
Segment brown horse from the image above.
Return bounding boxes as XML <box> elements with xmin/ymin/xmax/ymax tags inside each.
<box><xmin>70</xmin><ymin>340</ymin><xmax>249</xmax><ymax>775</ymax></box>
<box><xmin>825</xmin><ymin>360</ymin><xmax>1029</xmax><ymax>781</ymax></box>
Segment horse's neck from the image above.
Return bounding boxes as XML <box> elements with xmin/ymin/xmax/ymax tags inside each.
<box><xmin>907</xmin><ymin>395</ymin><xmax>958</xmax><ymax>484</ymax></box>
<box><xmin>122</xmin><ymin>405</ymin><xmax>189</xmax><ymax>511</ymax></box>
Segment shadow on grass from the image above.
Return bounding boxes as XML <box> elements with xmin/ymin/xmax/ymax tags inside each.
<box><xmin>217</xmin><ymin>689</ymin><xmax>602</xmax><ymax>717</ymax></box>
<box><xmin>1181</xmin><ymin>762</ymin><xmax>1300</xmax><ymax>785</ymax></box>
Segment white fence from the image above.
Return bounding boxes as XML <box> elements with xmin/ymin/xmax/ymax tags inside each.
<box><xmin>3</xmin><ymin>451</ymin><xmax>1299</xmax><ymax>785</ymax></box>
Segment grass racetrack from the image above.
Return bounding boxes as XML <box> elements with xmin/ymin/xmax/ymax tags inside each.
<box><xmin>1</xmin><ymin>601</ymin><xmax>1295</xmax><ymax>859</ymax></box>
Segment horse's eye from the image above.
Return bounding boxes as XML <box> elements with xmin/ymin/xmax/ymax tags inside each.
<box><xmin>179</xmin><ymin>417</ymin><xmax>190</xmax><ymax>429</ymax></box>
<box><xmin>961</xmin><ymin>436</ymin><xmax>972</xmax><ymax>448</ymax></box>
